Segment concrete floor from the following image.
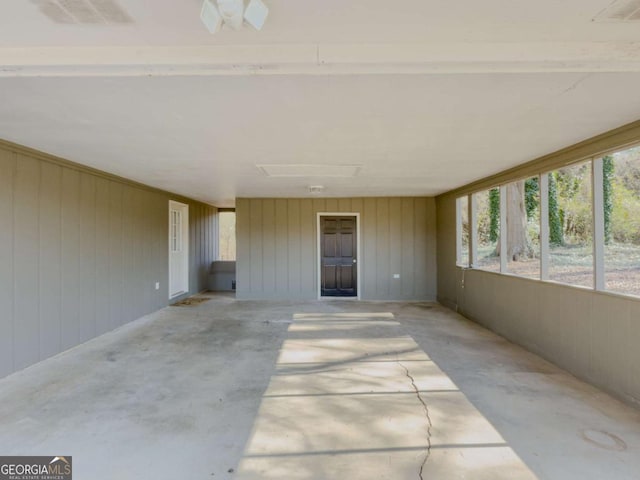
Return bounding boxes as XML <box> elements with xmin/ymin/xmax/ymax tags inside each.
<box><xmin>0</xmin><ymin>294</ymin><xmax>639</xmax><ymax>479</ymax></box>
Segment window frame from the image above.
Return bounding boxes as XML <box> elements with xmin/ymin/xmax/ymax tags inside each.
<box><xmin>456</xmin><ymin>196</ymin><xmax>470</xmax><ymax>267</ymax></box>
<box><xmin>217</xmin><ymin>208</ymin><xmax>236</xmax><ymax>261</ymax></box>
<box><xmin>454</xmin><ymin>139</ymin><xmax>640</xmax><ymax>300</ymax></box>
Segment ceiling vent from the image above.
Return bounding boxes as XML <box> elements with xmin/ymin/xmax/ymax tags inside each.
<box><xmin>593</xmin><ymin>0</ymin><xmax>640</xmax><ymax>21</ymax></box>
<box><xmin>33</xmin><ymin>0</ymin><xmax>133</xmax><ymax>24</ymax></box>
<box><xmin>257</xmin><ymin>164</ymin><xmax>362</xmax><ymax>178</ymax></box>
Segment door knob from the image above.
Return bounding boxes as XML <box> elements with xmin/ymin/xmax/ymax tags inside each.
<box><xmin>353</xmin><ymin>259</ymin><xmax>357</xmax><ymax>263</ymax></box>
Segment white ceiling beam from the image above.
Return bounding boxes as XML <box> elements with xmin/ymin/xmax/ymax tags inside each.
<box><xmin>2</xmin><ymin>42</ymin><xmax>640</xmax><ymax>76</ymax></box>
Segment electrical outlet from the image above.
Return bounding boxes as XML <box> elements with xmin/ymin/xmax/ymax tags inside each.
<box><xmin>393</xmin><ymin>274</ymin><xmax>400</xmax><ymax>279</ymax></box>
<box><xmin>155</xmin><ymin>282</ymin><xmax>160</xmax><ymax>290</ymax></box>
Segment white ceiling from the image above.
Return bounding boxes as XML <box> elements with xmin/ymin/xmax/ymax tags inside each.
<box><xmin>3</xmin><ymin>0</ymin><xmax>640</xmax><ymax>45</ymax></box>
<box><xmin>2</xmin><ymin>0</ymin><xmax>640</xmax><ymax>206</ymax></box>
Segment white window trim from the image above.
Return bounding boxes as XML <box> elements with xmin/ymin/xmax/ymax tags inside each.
<box><xmin>217</xmin><ymin>210</ymin><xmax>237</xmax><ymax>261</ymax></box>
<box><xmin>470</xmin><ymin>193</ymin><xmax>479</xmax><ymax>267</ymax></box>
<box><xmin>455</xmin><ymin>141</ymin><xmax>640</xmax><ymax>302</ymax></box>
<box><xmin>465</xmin><ymin>162</ymin><xmax>600</xmax><ymax>284</ymax></box>
<box><xmin>540</xmin><ymin>173</ymin><xmax>550</xmax><ymax>280</ymax></box>
<box><xmin>456</xmin><ymin>197</ymin><xmax>464</xmax><ymax>266</ymax></box>
<box><xmin>499</xmin><ymin>185</ymin><xmax>508</xmax><ymax>273</ymax></box>
<box><xmin>592</xmin><ymin>157</ymin><xmax>606</xmax><ymax>291</ymax></box>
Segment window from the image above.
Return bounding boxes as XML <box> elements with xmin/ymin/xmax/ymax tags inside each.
<box><xmin>456</xmin><ymin>196</ymin><xmax>469</xmax><ymax>267</ymax></box>
<box><xmin>171</xmin><ymin>210</ymin><xmax>182</xmax><ymax>252</ymax></box>
<box><xmin>473</xmin><ymin>188</ymin><xmax>500</xmax><ymax>272</ymax></box>
<box><xmin>601</xmin><ymin>147</ymin><xmax>640</xmax><ymax>296</ymax></box>
<box><xmin>455</xmin><ymin>140</ymin><xmax>640</xmax><ymax>300</ymax></box>
<box><xmin>505</xmin><ymin>177</ymin><xmax>540</xmax><ymax>279</ymax></box>
<box><xmin>546</xmin><ymin>161</ymin><xmax>593</xmax><ymax>288</ymax></box>
<box><xmin>218</xmin><ymin>210</ymin><xmax>236</xmax><ymax>261</ymax></box>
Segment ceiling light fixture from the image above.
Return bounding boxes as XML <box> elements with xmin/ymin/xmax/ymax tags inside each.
<box><xmin>217</xmin><ymin>0</ymin><xmax>244</xmax><ymax>29</ymax></box>
<box><xmin>244</xmin><ymin>0</ymin><xmax>269</xmax><ymax>30</ymax></box>
<box><xmin>200</xmin><ymin>0</ymin><xmax>269</xmax><ymax>34</ymax></box>
<box><xmin>200</xmin><ymin>0</ymin><xmax>222</xmax><ymax>33</ymax></box>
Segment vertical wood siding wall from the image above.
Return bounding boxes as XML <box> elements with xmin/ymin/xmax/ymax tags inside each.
<box><xmin>0</xmin><ymin>144</ymin><xmax>216</xmax><ymax>378</ymax></box>
<box><xmin>236</xmin><ymin>197</ymin><xmax>437</xmax><ymax>300</ymax></box>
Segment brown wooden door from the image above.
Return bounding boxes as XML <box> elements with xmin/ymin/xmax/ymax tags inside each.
<box><xmin>321</xmin><ymin>216</ymin><xmax>357</xmax><ymax>297</ymax></box>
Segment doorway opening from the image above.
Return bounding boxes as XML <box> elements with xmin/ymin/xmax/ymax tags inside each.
<box><xmin>169</xmin><ymin>200</ymin><xmax>189</xmax><ymax>299</ymax></box>
<box><xmin>317</xmin><ymin>213</ymin><xmax>360</xmax><ymax>299</ymax></box>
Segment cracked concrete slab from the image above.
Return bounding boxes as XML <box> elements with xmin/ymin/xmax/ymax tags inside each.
<box><xmin>397</xmin><ymin>359</ymin><xmax>432</xmax><ymax>480</ymax></box>
<box><xmin>235</xmin><ymin>311</ymin><xmax>536</xmax><ymax>480</ymax></box>
<box><xmin>0</xmin><ymin>294</ymin><xmax>639</xmax><ymax>479</ymax></box>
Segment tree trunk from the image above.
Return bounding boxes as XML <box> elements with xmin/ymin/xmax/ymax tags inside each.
<box><xmin>496</xmin><ymin>181</ymin><xmax>532</xmax><ymax>260</ymax></box>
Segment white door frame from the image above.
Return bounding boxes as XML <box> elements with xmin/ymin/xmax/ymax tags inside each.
<box><xmin>317</xmin><ymin>212</ymin><xmax>361</xmax><ymax>300</ymax></box>
<box><xmin>169</xmin><ymin>200</ymin><xmax>189</xmax><ymax>299</ymax></box>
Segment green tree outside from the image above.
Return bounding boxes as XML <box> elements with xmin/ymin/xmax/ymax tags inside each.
<box><xmin>548</xmin><ymin>172</ymin><xmax>563</xmax><ymax>246</ymax></box>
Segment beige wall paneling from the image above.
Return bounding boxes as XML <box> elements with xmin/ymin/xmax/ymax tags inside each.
<box><xmin>389</xmin><ymin>198</ymin><xmax>402</xmax><ymax>299</ymax></box>
<box><xmin>275</xmin><ymin>199</ymin><xmax>289</xmax><ymax>295</ymax></box>
<box><xmin>108</xmin><ymin>181</ymin><xmax>124</xmax><ymax>330</ymax></box>
<box><xmin>299</xmin><ymin>199</ymin><xmax>315</xmax><ymax>295</ymax></box>
<box><xmin>13</xmin><ymin>155</ymin><xmax>40</xmax><ymax>371</ymax></box>
<box><xmin>249</xmin><ymin>199</ymin><xmax>263</xmax><ymax>293</ymax></box>
<box><xmin>0</xmin><ymin>150</ymin><xmax>15</xmax><ymax>377</ymax></box>
<box><xmin>262</xmin><ymin>199</ymin><xmax>276</xmax><ymax>295</ymax></box>
<box><xmin>362</xmin><ymin>198</ymin><xmax>377</xmax><ymax>299</ymax></box>
<box><xmin>236</xmin><ymin>197</ymin><xmax>437</xmax><ymax>301</ymax></box>
<box><xmin>287</xmin><ymin>199</ymin><xmax>301</xmax><ymax>295</ymax></box>
<box><xmin>235</xmin><ymin>199</ymin><xmax>250</xmax><ymax>293</ymax></box>
<box><xmin>0</xmin><ymin>141</ymin><xmax>216</xmax><ymax>378</ymax></box>
<box><xmin>60</xmin><ymin>167</ymin><xmax>81</xmax><ymax>351</ymax></box>
<box><xmin>401</xmin><ymin>198</ymin><xmax>416</xmax><ymax>300</ymax></box>
<box><xmin>39</xmin><ymin>161</ymin><xmax>62</xmax><ymax>361</ymax></box>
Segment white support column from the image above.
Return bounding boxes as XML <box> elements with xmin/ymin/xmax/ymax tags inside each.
<box><xmin>499</xmin><ymin>185</ymin><xmax>508</xmax><ymax>273</ymax></box>
<box><xmin>470</xmin><ymin>194</ymin><xmax>478</xmax><ymax>267</ymax></box>
<box><xmin>592</xmin><ymin>158</ymin><xmax>605</xmax><ymax>291</ymax></box>
<box><xmin>456</xmin><ymin>197</ymin><xmax>463</xmax><ymax>266</ymax></box>
<box><xmin>540</xmin><ymin>173</ymin><xmax>549</xmax><ymax>280</ymax></box>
